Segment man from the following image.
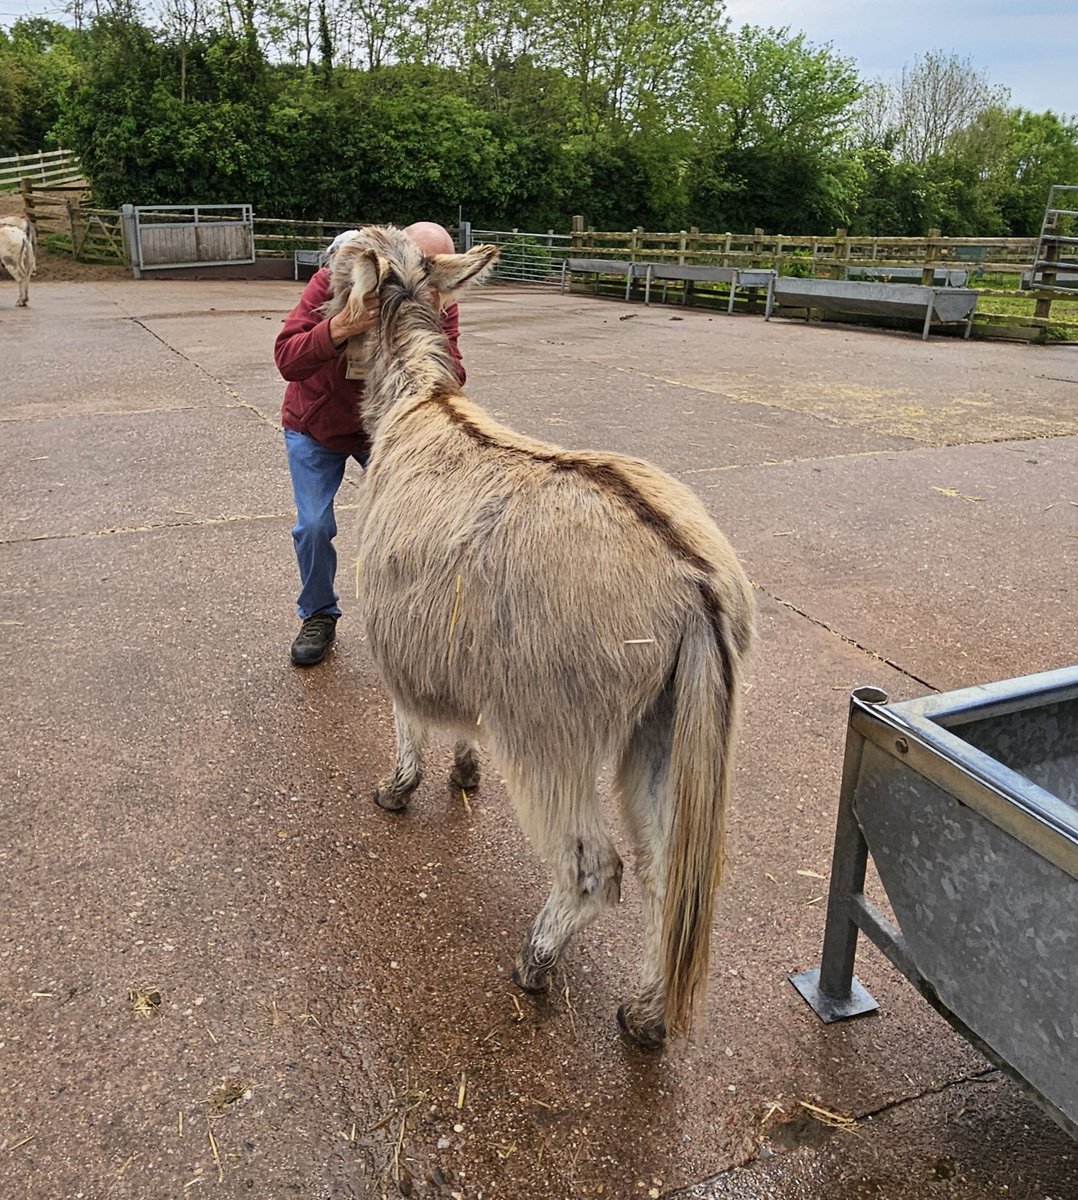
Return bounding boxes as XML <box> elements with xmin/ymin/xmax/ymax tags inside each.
<box><xmin>274</xmin><ymin>221</ymin><xmax>466</xmax><ymax>666</ymax></box>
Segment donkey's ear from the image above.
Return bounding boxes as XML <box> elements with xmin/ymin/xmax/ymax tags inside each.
<box><xmin>337</xmin><ymin>245</ymin><xmax>386</xmax><ymax>300</ymax></box>
<box><xmin>333</xmin><ymin>245</ymin><xmax>387</xmax><ymax>321</ymax></box>
<box><xmin>425</xmin><ymin>244</ymin><xmax>499</xmax><ymax>298</ymax></box>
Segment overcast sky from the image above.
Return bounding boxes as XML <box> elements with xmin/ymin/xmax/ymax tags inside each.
<box><xmin>1</xmin><ymin>0</ymin><xmax>1076</xmax><ymax>117</ymax></box>
<box><xmin>723</xmin><ymin>0</ymin><xmax>1077</xmax><ymax>116</ymax></box>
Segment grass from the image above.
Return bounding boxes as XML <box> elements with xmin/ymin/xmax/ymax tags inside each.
<box><xmin>974</xmin><ymin>289</ymin><xmax>1078</xmax><ymax>340</ymax></box>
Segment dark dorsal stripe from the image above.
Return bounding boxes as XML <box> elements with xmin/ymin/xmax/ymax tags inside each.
<box><xmin>422</xmin><ymin>390</ymin><xmax>736</xmax><ymax>688</ymax></box>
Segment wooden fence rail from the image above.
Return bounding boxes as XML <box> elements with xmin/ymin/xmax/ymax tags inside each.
<box><xmin>569</xmin><ymin>223</ymin><xmax>1039</xmax><ymax>277</ymax></box>
<box><xmin>0</xmin><ymin>149</ymin><xmax>84</xmax><ymax>192</ymax></box>
<box><xmin>568</xmin><ymin>219</ymin><xmax>1071</xmax><ymax>334</ymax></box>
<box><xmin>9</xmin><ymin>189</ymin><xmax>1073</xmax><ymax>336</ymax></box>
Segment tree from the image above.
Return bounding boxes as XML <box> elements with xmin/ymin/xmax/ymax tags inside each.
<box><xmin>893</xmin><ymin>51</ymin><xmax>1008</xmax><ymax>165</ymax></box>
<box><xmin>684</xmin><ymin>25</ymin><xmax>865</xmax><ymax>232</ymax></box>
<box><xmin>0</xmin><ymin>20</ymin><xmax>80</xmax><ymax>154</ymax></box>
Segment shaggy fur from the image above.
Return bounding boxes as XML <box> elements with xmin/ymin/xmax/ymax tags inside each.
<box><xmin>0</xmin><ymin>216</ymin><xmax>35</xmax><ymax>307</ymax></box>
<box><xmin>325</xmin><ymin>225</ymin><xmax>755</xmax><ymax>1046</ymax></box>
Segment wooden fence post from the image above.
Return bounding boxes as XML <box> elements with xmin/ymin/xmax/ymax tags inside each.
<box><xmin>921</xmin><ymin>227</ymin><xmax>940</xmax><ymax>286</ymax></box>
<box><xmin>20</xmin><ymin>177</ymin><xmax>34</xmax><ymax>224</ymax></box>
<box><xmin>1034</xmin><ymin>240</ymin><xmax>1059</xmax><ymax>323</ymax></box>
<box><xmin>677</xmin><ymin>230</ymin><xmax>686</xmax><ymax>266</ymax></box>
<box><xmin>831</xmin><ymin>228</ymin><xmax>847</xmax><ymax>280</ymax></box>
<box><xmin>67</xmin><ymin>195</ymin><xmax>82</xmax><ymax>257</ymax></box>
<box><xmin>571</xmin><ymin>214</ymin><xmax>584</xmax><ymax>253</ymax></box>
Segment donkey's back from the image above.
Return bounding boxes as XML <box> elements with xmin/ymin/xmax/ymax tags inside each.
<box><xmin>328</xmin><ymin>226</ymin><xmax>754</xmax><ymax>1046</ymax></box>
<box><xmin>362</xmin><ymin>391</ymin><xmax>751</xmax><ymax>755</ymax></box>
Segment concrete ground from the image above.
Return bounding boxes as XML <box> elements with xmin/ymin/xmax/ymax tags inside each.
<box><xmin>1</xmin><ymin>275</ymin><xmax>1076</xmax><ymax>1200</ymax></box>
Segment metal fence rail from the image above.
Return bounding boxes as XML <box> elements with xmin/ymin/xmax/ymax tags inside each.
<box><xmin>462</xmin><ymin>225</ymin><xmax>572</xmax><ymax>285</ymax></box>
<box><xmin>123</xmin><ymin>203</ymin><xmax>255</xmax><ymax>273</ymax></box>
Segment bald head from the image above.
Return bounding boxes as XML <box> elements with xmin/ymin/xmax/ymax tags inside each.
<box><xmin>403</xmin><ymin>221</ymin><xmax>456</xmax><ymax>256</ymax></box>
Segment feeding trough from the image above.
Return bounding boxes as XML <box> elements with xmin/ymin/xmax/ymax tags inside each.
<box><xmin>791</xmin><ymin>667</ymin><xmax>1078</xmax><ymax>1139</ymax></box>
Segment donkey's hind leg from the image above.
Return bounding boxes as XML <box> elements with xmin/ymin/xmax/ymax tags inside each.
<box><xmin>449</xmin><ymin>739</ymin><xmax>481</xmax><ymax>792</ymax></box>
<box><xmin>374</xmin><ymin>703</ymin><xmax>427</xmax><ymax>812</ymax></box>
<box><xmin>512</xmin><ymin>775</ymin><xmax>623</xmax><ymax>994</ymax></box>
<box><xmin>614</xmin><ymin>698</ymin><xmax>674</xmax><ymax>1048</ymax></box>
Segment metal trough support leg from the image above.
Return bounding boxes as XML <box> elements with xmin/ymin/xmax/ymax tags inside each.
<box><xmin>559</xmin><ymin>259</ymin><xmax>568</xmax><ymax>294</ymax></box>
<box><xmin>922</xmin><ymin>295</ymin><xmax>934</xmax><ymax>340</ymax></box>
<box><xmin>790</xmin><ymin>687</ymin><xmax>885</xmax><ymax>1022</ymax></box>
<box><xmin>727</xmin><ymin>278</ymin><xmax>737</xmax><ymax>315</ymax></box>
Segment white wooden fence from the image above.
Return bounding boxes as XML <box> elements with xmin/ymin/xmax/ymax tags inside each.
<box><xmin>0</xmin><ymin>149</ymin><xmax>83</xmax><ymax>192</ymax></box>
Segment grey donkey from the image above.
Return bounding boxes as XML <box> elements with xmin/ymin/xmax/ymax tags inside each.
<box><xmin>323</xmin><ymin>225</ymin><xmax>755</xmax><ymax>1047</ymax></box>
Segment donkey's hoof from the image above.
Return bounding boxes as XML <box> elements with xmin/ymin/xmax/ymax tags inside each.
<box><xmin>512</xmin><ymin>953</ymin><xmax>553</xmax><ymax>994</ymax></box>
<box><xmin>617</xmin><ymin>1003</ymin><xmax>667</xmax><ymax>1050</ymax></box>
<box><xmin>448</xmin><ymin>763</ymin><xmax>481</xmax><ymax>792</ymax></box>
<box><xmin>373</xmin><ymin>786</ymin><xmax>409</xmax><ymax>813</ymax></box>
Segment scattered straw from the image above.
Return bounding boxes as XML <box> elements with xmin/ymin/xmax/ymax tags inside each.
<box><xmin>7</xmin><ymin>1135</ymin><xmax>35</xmax><ymax>1153</ymax></box>
<box><xmin>561</xmin><ymin>981</ymin><xmax>578</xmax><ymax>1038</ymax></box>
<box><xmin>932</xmin><ymin>486</ymin><xmax>984</xmax><ymax>503</ymax></box>
<box><xmin>206</xmin><ymin>1079</ymin><xmax>251</xmax><ymax>1113</ymax></box>
<box><xmin>207</xmin><ymin>1125</ymin><xmax>223</xmax><ymax>1184</ymax></box>
<box><xmin>798</xmin><ymin>1100</ymin><xmax>858</xmax><ymax>1132</ymax></box>
<box><xmin>456</xmin><ymin>1073</ymin><xmax>467</xmax><ymax>1110</ymax></box>
<box><xmin>446</xmin><ymin>574</ymin><xmax>463</xmax><ymax>666</ymax></box>
<box><xmin>128</xmin><ymin>986</ymin><xmax>162</xmax><ymax>1017</ymax></box>
<box><xmin>460</xmin><ymin>788</ymin><xmax>472</xmax><ymax>815</ymax></box>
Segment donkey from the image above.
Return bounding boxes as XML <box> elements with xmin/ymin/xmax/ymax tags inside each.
<box><xmin>324</xmin><ymin>226</ymin><xmax>755</xmax><ymax>1047</ymax></box>
<box><xmin>0</xmin><ymin>216</ymin><xmax>35</xmax><ymax>307</ymax></box>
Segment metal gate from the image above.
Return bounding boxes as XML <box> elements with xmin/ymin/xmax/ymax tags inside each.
<box><xmin>460</xmin><ymin>224</ymin><xmax>571</xmax><ymax>285</ymax></box>
<box><xmin>122</xmin><ymin>203</ymin><xmax>255</xmax><ymax>274</ymax></box>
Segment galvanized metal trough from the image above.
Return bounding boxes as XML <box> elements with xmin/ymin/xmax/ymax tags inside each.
<box><xmin>767</xmin><ymin>276</ymin><xmax>978</xmax><ymax>339</ymax></box>
<box><xmin>791</xmin><ymin>667</ymin><xmax>1078</xmax><ymax>1139</ymax></box>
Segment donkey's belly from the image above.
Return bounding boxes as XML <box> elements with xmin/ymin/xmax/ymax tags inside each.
<box><xmin>361</xmin><ymin>583</ymin><xmax>483</xmax><ymax>727</ymax></box>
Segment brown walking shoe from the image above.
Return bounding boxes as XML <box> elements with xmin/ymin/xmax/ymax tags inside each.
<box><xmin>290</xmin><ymin>614</ymin><xmax>337</xmax><ymax>666</ymax></box>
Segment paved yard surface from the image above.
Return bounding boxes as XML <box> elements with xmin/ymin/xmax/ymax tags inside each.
<box><xmin>1</xmin><ymin>277</ymin><xmax>1076</xmax><ymax>1199</ymax></box>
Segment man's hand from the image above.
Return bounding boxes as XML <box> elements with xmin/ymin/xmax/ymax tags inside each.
<box><xmin>329</xmin><ymin>298</ymin><xmax>379</xmax><ymax>348</ymax></box>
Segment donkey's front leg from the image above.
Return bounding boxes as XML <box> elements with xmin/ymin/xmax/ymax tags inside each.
<box><xmin>374</xmin><ymin>704</ymin><xmax>427</xmax><ymax>812</ymax></box>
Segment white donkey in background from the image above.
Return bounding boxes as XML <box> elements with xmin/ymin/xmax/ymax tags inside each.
<box><xmin>324</xmin><ymin>226</ymin><xmax>755</xmax><ymax>1048</ymax></box>
<box><xmin>0</xmin><ymin>215</ymin><xmax>35</xmax><ymax>307</ymax></box>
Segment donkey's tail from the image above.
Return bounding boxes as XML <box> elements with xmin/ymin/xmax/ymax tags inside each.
<box><xmin>20</xmin><ymin>232</ymin><xmax>35</xmax><ymax>280</ymax></box>
<box><xmin>662</xmin><ymin>600</ymin><xmax>742</xmax><ymax>1038</ymax></box>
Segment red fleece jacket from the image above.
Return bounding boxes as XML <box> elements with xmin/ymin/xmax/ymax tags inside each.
<box><xmin>275</xmin><ymin>267</ymin><xmax>465</xmax><ymax>457</ymax></box>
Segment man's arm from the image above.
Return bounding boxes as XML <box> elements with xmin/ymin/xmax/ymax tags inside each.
<box><xmin>442</xmin><ymin>302</ymin><xmax>466</xmax><ymax>386</ymax></box>
<box><xmin>275</xmin><ymin>271</ymin><xmax>380</xmax><ymax>381</ymax></box>
<box><xmin>274</xmin><ymin>272</ymin><xmax>337</xmax><ymax>382</ymax></box>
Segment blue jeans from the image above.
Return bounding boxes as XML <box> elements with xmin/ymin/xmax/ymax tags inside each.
<box><xmin>284</xmin><ymin>429</ymin><xmax>367</xmax><ymax>620</ymax></box>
